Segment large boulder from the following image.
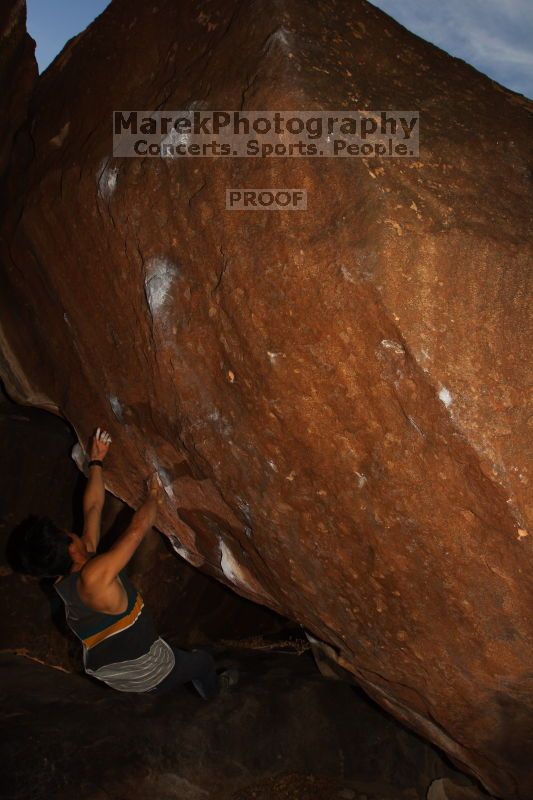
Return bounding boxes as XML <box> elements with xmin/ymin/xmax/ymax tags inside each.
<box><xmin>0</xmin><ymin>0</ymin><xmax>36</xmax><ymax>174</ymax></box>
<box><xmin>0</xmin><ymin>1</ymin><xmax>531</xmax><ymax>797</ymax></box>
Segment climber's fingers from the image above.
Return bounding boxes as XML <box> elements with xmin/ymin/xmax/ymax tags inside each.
<box><xmin>147</xmin><ymin>471</ymin><xmax>164</xmax><ymax>503</ymax></box>
<box><xmin>89</xmin><ymin>427</ymin><xmax>112</xmax><ymax>460</ymax></box>
<box><xmin>94</xmin><ymin>427</ymin><xmax>112</xmax><ymax>445</ymax></box>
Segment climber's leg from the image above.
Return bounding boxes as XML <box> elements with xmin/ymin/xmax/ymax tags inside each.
<box><xmin>148</xmin><ymin>647</ymin><xmax>219</xmax><ymax>699</ymax></box>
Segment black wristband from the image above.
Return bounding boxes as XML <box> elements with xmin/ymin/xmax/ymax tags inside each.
<box><xmin>88</xmin><ymin>459</ymin><xmax>103</xmax><ymax>468</ymax></box>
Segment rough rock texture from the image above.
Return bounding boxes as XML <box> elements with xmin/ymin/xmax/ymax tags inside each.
<box><xmin>428</xmin><ymin>779</ymin><xmax>490</xmax><ymax>800</ymax></box>
<box><xmin>0</xmin><ymin>651</ymin><xmax>473</xmax><ymax>800</ymax></box>
<box><xmin>0</xmin><ymin>0</ymin><xmax>36</xmax><ymax>176</ymax></box>
<box><xmin>0</xmin><ymin>1</ymin><xmax>531</xmax><ymax>797</ymax></box>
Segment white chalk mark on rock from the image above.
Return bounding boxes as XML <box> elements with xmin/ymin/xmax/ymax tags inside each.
<box><xmin>219</xmin><ymin>538</ymin><xmax>250</xmax><ymax>589</ymax></box>
<box><xmin>418</xmin><ymin>349</ymin><xmax>431</xmax><ymax>373</ymax></box>
<box><xmin>145</xmin><ymin>450</ymin><xmax>177</xmax><ymax>501</ymax></box>
<box><xmin>157</xmin><ymin>467</ymin><xmax>176</xmax><ymax>500</ymax></box>
<box><xmin>267</xmin><ymin>351</ymin><xmax>285</xmax><ymax>363</ymax></box>
<box><xmin>408</xmin><ymin>416</ymin><xmax>424</xmax><ymax>437</ymax></box>
<box><xmin>236</xmin><ymin>497</ymin><xmax>252</xmax><ymax>525</ymax></box>
<box><xmin>168</xmin><ymin>534</ymin><xmax>198</xmax><ymax>564</ymax></box>
<box><xmin>108</xmin><ymin>395</ymin><xmax>124</xmax><ymax>422</ymax></box>
<box><xmin>266</xmin><ymin>26</ymin><xmax>291</xmax><ymax>51</ymax></box>
<box><xmin>161</xmin><ymin>126</ymin><xmax>191</xmax><ymax>159</ymax></box>
<box><xmin>208</xmin><ymin>407</ymin><xmax>233</xmax><ymax>437</ymax></box>
<box><xmin>438</xmin><ymin>387</ymin><xmax>453</xmax><ymax>407</ymax></box>
<box><xmin>340</xmin><ymin>266</ymin><xmax>357</xmax><ymax>284</ymax></box>
<box><xmin>380</xmin><ymin>339</ymin><xmax>404</xmax><ymax>355</ymax></box>
<box><xmin>71</xmin><ymin>442</ymin><xmax>86</xmax><ymax>472</ymax></box>
<box><xmin>144</xmin><ymin>257</ymin><xmax>179</xmax><ymax>317</ymax></box>
<box><xmin>355</xmin><ymin>471</ymin><xmax>367</xmax><ymax>488</ymax></box>
<box><xmin>97</xmin><ymin>158</ymin><xmax>119</xmax><ymax>200</ymax></box>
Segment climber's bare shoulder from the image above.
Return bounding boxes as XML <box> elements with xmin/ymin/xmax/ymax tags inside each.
<box><xmin>77</xmin><ymin>555</ymin><xmax>129</xmax><ymax>614</ymax></box>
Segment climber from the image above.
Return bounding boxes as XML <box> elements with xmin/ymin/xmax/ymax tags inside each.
<box><xmin>10</xmin><ymin>427</ymin><xmax>237</xmax><ymax>698</ymax></box>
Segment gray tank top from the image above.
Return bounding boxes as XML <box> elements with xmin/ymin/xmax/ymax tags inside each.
<box><xmin>54</xmin><ymin>565</ymin><xmax>174</xmax><ymax>692</ymax></box>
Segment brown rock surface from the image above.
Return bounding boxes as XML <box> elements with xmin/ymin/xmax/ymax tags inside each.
<box><xmin>0</xmin><ymin>0</ymin><xmax>36</xmax><ymax>174</ymax></box>
<box><xmin>427</xmin><ymin>778</ymin><xmax>490</xmax><ymax>800</ymax></box>
<box><xmin>0</xmin><ymin>1</ymin><xmax>531</xmax><ymax>797</ymax></box>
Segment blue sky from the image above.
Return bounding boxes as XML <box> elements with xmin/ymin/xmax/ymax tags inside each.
<box><xmin>370</xmin><ymin>0</ymin><xmax>533</xmax><ymax>98</ymax></box>
<box><xmin>26</xmin><ymin>0</ymin><xmax>532</xmax><ymax>98</ymax></box>
<box><xmin>26</xmin><ymin>0</ymin><xmax>111</xmax><ymax>72</ymax></box>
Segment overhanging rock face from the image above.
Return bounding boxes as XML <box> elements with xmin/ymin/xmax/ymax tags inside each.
<box><xmin>1</xmin><ymin>1</ymin><xmax>532</xmax><ymax>797</ymax></box>
<box><xmin>0</xmin><ymin>0</ymin><xmax>36</xmax><ymax>173</ymax></box>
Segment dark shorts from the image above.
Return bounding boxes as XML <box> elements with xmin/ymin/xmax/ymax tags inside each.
<box><xmin>147</xmin><ymin>647</ymin><xmax>219</xmax><ymax>700</ymax></box>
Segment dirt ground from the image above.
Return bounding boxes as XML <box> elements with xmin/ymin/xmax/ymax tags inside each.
<box><xmin>226</xmin><ymin>772</ymin><xmax>420</xmax><ymax>800</ymax></box>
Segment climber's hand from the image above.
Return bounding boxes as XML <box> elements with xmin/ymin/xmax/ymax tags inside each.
<box><xmin>147</xmin><ymin>472</ymin><xmax>165</xmax><ymax>505</ymax></box>
<box><xmin>89</xmin><ymin>427</ymin><xmax>112</xmax><ymax>461</ymax></box>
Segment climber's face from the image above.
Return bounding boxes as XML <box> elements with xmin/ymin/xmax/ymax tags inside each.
<box><xmin>66</xmin><ymin>532</ymin><xmax>91</xmax><ymax>568</ymax></box>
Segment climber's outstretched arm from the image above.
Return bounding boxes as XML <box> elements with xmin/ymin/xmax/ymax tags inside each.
<box><xmin>82</xmin><ymin>428</ymin><xmax>112</xmax><ymax>553</ymax></box>
<box><xmin>81</xmin><ymin>474</ymin><xmax>163</xmax><ymax>587</ymax></box>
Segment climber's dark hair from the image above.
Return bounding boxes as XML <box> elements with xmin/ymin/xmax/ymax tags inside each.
<box><xmin>6</xmin><ymin>516</ymin><xmax>73</xmax><ymax>577</ymax></box>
